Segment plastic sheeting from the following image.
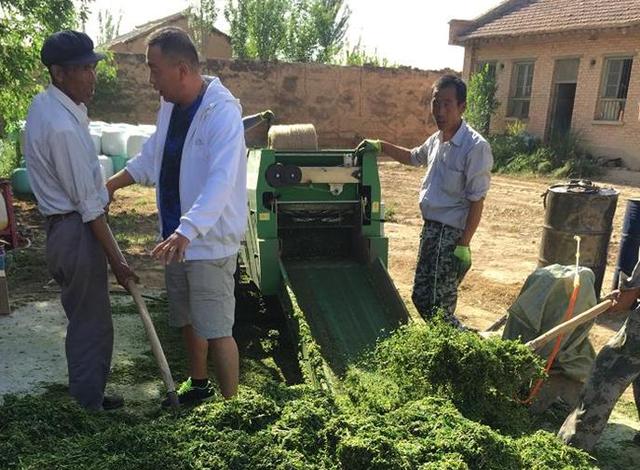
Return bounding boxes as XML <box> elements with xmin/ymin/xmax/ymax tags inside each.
<box><xmin>503</xmin><ymin>264</ymin><xmax>597</xmax><ymax>382</ymax></box>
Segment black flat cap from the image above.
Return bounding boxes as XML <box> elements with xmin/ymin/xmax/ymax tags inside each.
<box><xmin>41</xmin><ymin>30</ymin><xmax>105</xmax><ymax>67</ymax></box>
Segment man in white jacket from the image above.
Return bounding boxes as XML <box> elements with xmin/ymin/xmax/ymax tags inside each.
<box><xmin>107</xmin><ymin>27</ymin><xmax>247</xmax><ymax>405</ymax></box>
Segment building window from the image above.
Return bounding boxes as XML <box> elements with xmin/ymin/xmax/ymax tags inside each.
<box><xmin>508</xmin><ymin>61</ymin><xmax>535</xmax><ymax>119</ymax></box>
<box><xmin>474</xmin><ymin>60</ymin><xmax>497</xmax><ymax>79</ymax></box>
<box><xmin>595</xmin><ymin>57</ymin><xmax>633</xmax><ymax>121</ymax></box>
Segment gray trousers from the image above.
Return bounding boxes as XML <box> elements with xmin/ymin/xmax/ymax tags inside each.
<box><xmin>558</xmin><ymin>308</ymin><xmax>640</xmax><ymax>451</ymax></box>
<box><xmin>46</xmin><ymin>213</ymin><xmax>112</xmax><ymax>410</ymax></box>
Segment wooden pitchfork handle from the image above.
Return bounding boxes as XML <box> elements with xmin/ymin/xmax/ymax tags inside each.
<box><xmin>525</xmin><ymin>299</ymin><xmax>613</xmax><ymax>351</ymax></box>
<box><xmin>128</xmin><ymin>280</ymin><xmax>179</xmax><ymax>410</ymax></box>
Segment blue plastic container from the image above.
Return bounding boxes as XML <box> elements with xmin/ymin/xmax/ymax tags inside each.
<box><xmin>613</xmin><ymin>198</ymin><xmax>640</xmax><ymax>289</ymax></box>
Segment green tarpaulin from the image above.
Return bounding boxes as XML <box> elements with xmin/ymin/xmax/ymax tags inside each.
<box><xmin>502</xmin><ymin>264</ymin><xmax>596</xmax><ymax>382</ymax></box>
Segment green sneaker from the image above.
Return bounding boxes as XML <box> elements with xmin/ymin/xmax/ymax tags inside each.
<box><xmin>162</xmin><ymin>377</ymin><xmax>214</xmax><ymax>408</ymax></box>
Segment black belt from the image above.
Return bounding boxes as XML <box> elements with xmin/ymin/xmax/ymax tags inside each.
<box><xmin>46</xmin><ymin>212</ymin><xmax>77</xmax><ymax>222</ymax></box>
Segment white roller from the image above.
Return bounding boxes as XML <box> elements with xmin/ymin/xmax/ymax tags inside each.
<box><xmin>127</xmin><ymin>132</ymin><xmax>150</xmax><ymax>158</ymax></box>
<box><xmin>101</xmin><ymin>127</ymin><xmax>128</xmax><ymax>156</ymax></box>
<box><xmin>98</xmin><ymin>155</ymin><xmax>114</xmax><ymax>182</ymax></box>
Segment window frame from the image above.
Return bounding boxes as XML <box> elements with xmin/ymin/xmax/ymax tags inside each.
<box><xmin>595</xmin><ymin>56</ymin><xmax>633</xmax><ymax>122</ymax></box>
<box><xmin>507</xmin><ymin>60</ymin><xmax>535</xmax><ymax>119</ymax></box>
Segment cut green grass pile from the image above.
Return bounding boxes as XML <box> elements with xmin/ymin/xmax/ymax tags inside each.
<box><xmin>0</xmin><ymin>317</ymin><xmax>596</xmax><ymax>469</ymax></box>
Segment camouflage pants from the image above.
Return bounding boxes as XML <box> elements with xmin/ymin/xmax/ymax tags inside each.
<box><xmin>558</xmin><ymin>308</ymin><xmax>640</xmax><ymax>451</ymax></box>
<box><xmin>411</xmin><ymin>220</ymin><xmax>467</xmax><ymax>328</ymax></box>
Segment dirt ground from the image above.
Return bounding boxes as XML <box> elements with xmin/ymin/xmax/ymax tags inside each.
<box><xmin>380</xmin><ymin>163</ymin><xmax>637</xmax><ymax>338</ymax></box>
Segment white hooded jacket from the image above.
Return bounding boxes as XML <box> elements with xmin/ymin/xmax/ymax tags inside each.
<box><xmin>126</xmin><ymin>76</ymin><xmax>248</xmax><ymax>260</ymax></box>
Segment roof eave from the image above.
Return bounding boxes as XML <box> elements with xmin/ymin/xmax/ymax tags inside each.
<box><xmin>457</xmin><ymin>22</ymin><xmax>640</xmax><ymax>44</ymax></box>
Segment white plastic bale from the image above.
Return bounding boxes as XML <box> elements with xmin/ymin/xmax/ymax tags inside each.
<box><xmin>126</xmin><ymin>133</ymin><xmax>150</xmax><ymax>158</ymax></box>
<box><xmin>90</xmin><ymin>131</ymin><xmax>101</xmax><ymax>155</ymax></box>
<box><xmin>138</xmin><ymin>124</ymin><xmax>156</xmax><ymax>135</ymax></box>
<box><xmin>268</xmin><ymin>124</ymin><xmax>318</xmax><ymax>150</ymax></box>
<box><xmin>100</xmin><ymin>127</ymin><xmax>128</xmax><ymax>156</ymax></box>
<box><xmin>98</xmin><ymin>155</ymin><xmax>114</xmax><ymax>182</ymax></box>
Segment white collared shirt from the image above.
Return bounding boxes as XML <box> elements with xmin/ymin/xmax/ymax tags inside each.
<box><xmin>23</xmin><ymin>85</ymin><xmax>108</xmax><ymax>223</ymax></box>
<box><xmin>410</xmin><ymin>120</ymin><xmax>493</xmax><ymax>230</ymax></box>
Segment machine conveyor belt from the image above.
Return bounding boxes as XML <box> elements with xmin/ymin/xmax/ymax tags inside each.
<box><xmin>281</xmin><ymin>258</ymin><xmax>409</xmax><ymax>376</ymax></box>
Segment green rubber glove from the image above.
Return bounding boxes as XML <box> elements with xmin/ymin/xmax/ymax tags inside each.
<box><xmin>356</xmin><ymin>139</ymin><xmax>382</xmax><ymax>155</ymax></box>
<box><xmin>260</xmin><ymin>110</ymin><xmax>275</xmax><ymax>122</ymax></box>
<box><xmin>453</xmin><ymin>245</ymin><xmax>472</xmax><ymax>280</ymax></box>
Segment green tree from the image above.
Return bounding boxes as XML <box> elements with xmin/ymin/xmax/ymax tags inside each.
<box><xmin>188</xmin><ymin>0</ymin><xmax>218</xmax><ymax>59</ymax></box>
<box><xmin>283</xmin><ymin>0</ymin><xmax>318</xmax><ymax>62</ymax></box>
<box><xmin>224</xmin><ymin>0</ymin><xmax>251</xmax><ymax>59</ymax></box>
<box><xmin>247</xmin><ymin>0</ymin><xmax>288</xmax><ymax>61</ymax></box>
<box><xmin>465</xmin><ymin>64</ymin><xmax>499</xmax><ymax>137</ymax></box>
<box><xmin>310</xmin><ymin>0</ymin><xmax>349</xmax><ymax>63</ymax></box>
<box><xmin>0</xmin><ymin>0</ymin><xmax>85</xmax><ymax>135</ymax></box>
<box><xmin>97</xmin><ymin>8</ymin><xmax>122</xmax><ymax>45</ymax></box>
<box><xmin>341</xmin><ymin>38</ymin><xmax>392</xmax><ymax>67</ymax></box>
<box><xmin>224</xmin><ymin>0</ymin><xmax>349</xmax><ymax>63</ymax></box>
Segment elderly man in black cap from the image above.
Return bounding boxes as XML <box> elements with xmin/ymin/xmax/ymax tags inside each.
<box><xmin>23</xmin><ymin>30</ymin><xmax>137</xmax><ymax>411</ymax></box>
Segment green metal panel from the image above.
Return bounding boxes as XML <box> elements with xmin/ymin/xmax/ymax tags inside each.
<box><xmin>360</xmin><ymin>149</ymin><xmax>383</xmax><ymax>238</ymax></box>
<box><xmin>257</xmin><ymin>238</ymin><xmax>280</xmax><ymax>295</ymax></box>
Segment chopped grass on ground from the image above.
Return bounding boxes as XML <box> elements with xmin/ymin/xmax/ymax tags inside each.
<box><xmin>0</xmin><ymin>312</ymin><xmax>597</xmax><ymax>469</ymax></box>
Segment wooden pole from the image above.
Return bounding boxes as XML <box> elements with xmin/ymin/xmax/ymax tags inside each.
<box><xmin>526</xmin><ymin>300</ymin><xmax>613</xmax><ymax>351</ymax></box>
<box><xmin>128</xmin><ymin>280</ymin><xmax>179</xmax><ymax>409</ymax></box>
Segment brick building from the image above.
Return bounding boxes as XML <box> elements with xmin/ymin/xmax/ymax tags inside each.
<box><xmin>107</xmin><ymin>10</ymin><xmax>232</xmax><ymax>60</ymax></box>
<box><xmin>450</xmin><ymin>0</ymin><xmax>640</xmax><ymax>168</ymax></box>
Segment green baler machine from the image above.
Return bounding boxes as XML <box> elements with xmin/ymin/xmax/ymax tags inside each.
<box><xmin>241</xmin><ymin>146</ymin><xmax>409</xmax><ymax>386</ymax></box>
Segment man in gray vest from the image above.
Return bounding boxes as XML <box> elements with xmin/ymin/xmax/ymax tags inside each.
<box><xmin>357</xmin><ymin>75</ymin><xmax>493</xmax><ymax>328</ymax></box>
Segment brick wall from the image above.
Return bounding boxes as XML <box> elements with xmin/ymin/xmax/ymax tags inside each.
<box><xmin>461</xmin><ymin>29</ymin><xmax>640</xmax><ymax>168</ymax></box>
<box><xmin>90</xmin><ymin>53</ymin><xmax>445</xmax><ymax>149</ymax></box>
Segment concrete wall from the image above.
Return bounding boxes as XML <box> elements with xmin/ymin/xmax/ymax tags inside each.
<box><xmin>109</xmin><ymin>17</ymin><xmax>232</xmax><ymax>60</ymax></box>
<box><xmin>90</xmin><ymin>53</ymin><xmax>444</xmax><ymax>149</ymax></box>
<box><xmin>461</xmin><ymin>29</ymin><xmax>640</xmax><ymax>168</ymax></box>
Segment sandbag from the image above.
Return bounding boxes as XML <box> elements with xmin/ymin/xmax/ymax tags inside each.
<box><xmin>268</xmin><ymin>124</ymin><xmax>318</xmax><ymax>150</ymax></box>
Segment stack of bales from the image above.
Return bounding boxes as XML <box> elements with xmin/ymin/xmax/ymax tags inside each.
<box><xmin>11</xmin><ymin>121</ymin><xmax>155</xmax><ymax>194</ymax></box>
<box><xmin>91</xmin><ymin>122</ymin><xmax>155</xmax><ymax>182</ymax></box>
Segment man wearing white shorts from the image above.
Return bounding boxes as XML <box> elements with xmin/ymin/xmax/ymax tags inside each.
<box><xmin>107</xmin><ymin>27</ymin><xmax>247</xmax><ymax>405</ymax></box>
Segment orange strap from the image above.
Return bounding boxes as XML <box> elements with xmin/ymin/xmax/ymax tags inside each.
<box><xmin>520</xmin><ymin>283</ymin><xmax>580</xmax><ymax>405</ymax></box>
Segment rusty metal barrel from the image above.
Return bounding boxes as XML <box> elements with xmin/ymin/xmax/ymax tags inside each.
<box><xmin>538</xmin><ymin>180</ymin><xmax>618</xmax><ymax>296</ymax></box>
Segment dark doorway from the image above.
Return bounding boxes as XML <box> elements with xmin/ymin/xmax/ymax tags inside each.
<box><xmin>550</xmin><ymin>83</ymin><xmax>577</xmax><ymax>138</ymax></box>
<box><xmin>547</xmin><ymin>58</ymin><xmax>580</xmax><ymax>140</ymax></box>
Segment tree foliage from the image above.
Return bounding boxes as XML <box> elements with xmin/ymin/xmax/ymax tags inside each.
<box><xmin>465</xmin><ymin>64</ymin><xmax>499</xmax><ymax>137</ymax></box>
<box><xmin>188</xmin><ymin>0</ymin><xmax>219</xmax><ymax>59</ymax></box>
<box><xmin>341</xmin><ymin>38</ymin><xmax>393</xmax><ymax>67</ymax></box>
<box><xmin>0</xmin><ymin>0</ymin><xmax>85</xmax><ymax>134</ymax></box>
<box><xmin>97</xmin><ymin>8</ymin><xmax>122</xmax><ymax>46</ymax></box>
<box><xmin>224</xmin><ymin>0</ymin><xmax>350</xmax><ymax>63</ymax></box>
